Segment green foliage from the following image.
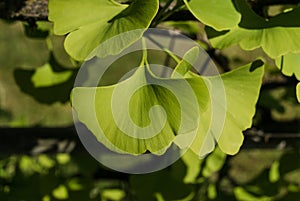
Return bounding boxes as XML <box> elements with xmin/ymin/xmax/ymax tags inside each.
<box><xmin>1</xmin><ymin>0</ymin><xmax>300</xmax><ymax>200</ymax></box>
<box><xmin>14</xmin><ymin>55</ymin><xmax>77</xmax><ymax>104</ymax></box>
<box><xmin>275</xmin><ymin>53</ymin><xmax>300</xmax><ymax>80</ymax></box>
<box><xmin>49</xmin><ymin>0</ymin><xmax>159</xmax><ymax>60</ymax></box>
<box><xmin>210</xmin><ymin>26</ymin><xmax>300</xmax><ymax>58</ymax></box>
<box><xmin>183</xmin><ymin>0</ymin><xmax>241</xmax><ymax>30</ymax></box>
<box><xmin>72</xmin><ymin>46</ymin><xmax>263</xmax><ymax>156</ymax></box>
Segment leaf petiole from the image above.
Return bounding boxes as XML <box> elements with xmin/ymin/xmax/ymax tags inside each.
<box><xmin>139</xmin><ymin>37</ymin><xmax>150</xmax><ymax>68</ymax></box>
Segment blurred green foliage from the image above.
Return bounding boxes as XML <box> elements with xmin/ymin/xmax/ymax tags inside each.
<box><xmin>0</xmin><ymin>0</ymin><xmax>300</xmax><ymax>200</ymax></box>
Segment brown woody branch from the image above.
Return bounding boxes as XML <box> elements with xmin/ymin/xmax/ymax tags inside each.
<box><xmin>0</xmin><ymin>0</ymin><xmax>48</xmax><ymax>21</ymax></box>
<box><xmin>1</xmin><ymin>0</ymin><xmax>300</xmax><ymax>21</ymax></box>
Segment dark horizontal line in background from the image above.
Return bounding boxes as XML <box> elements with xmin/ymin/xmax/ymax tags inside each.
<box><xmin>0</xmin><ymin>126</ymin><xmax>299</xmax><ymax>155</ymax></box>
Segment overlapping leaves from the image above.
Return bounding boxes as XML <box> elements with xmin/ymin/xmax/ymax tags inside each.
<box><xmin>210</xmin><ymin>0</ymin><xmax>300</xmax><ymax>58</ymax></box>
<box><xmin>49</xmin><ymin>0</ymin><xmax>159</xmax><ymax>60</ymax></box>
<box><xmin>207</xmin><ymin>0</ymin><xmax>300</xmax><ymax>98</ymax></box>
<box><xmin>72</xmin><ymin>46</ymin><xmax>264</xmax><ymax>156</ymax></box>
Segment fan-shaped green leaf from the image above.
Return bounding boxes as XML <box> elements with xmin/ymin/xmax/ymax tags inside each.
<box><xmin>72</xmin><ymin>65</ymin><xmax>208</xmax><ymax>154</ymax></box>
<box><xmin>49</xmin><ymin>0</ymin><xmax>158</xmax><ymax>60</ymax></box>
<box><xmin>183</xmin><ymin>0</ymin><xmax>241</xmax><ymax>31</ymax></box>
<box><xmin>189</xmin><ymin>61</ymin><xmax>264</xmax><ymax>156</ymax></box>
<box><xmin>275</xmin><ymin>53</ymin><xmax>300</xmax><ymax>80</ymax></box>
<box><xmin>210</xmin><ymin>27</ymin><xmax>300</xmax><ymax>58</ymax></box>
<box><xmin>72</xmin><ymin>60</ymin><xmax>263</xmax><ymax>156</ymax></box>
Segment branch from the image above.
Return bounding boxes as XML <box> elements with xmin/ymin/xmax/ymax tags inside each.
<box><xmin>250</xmin><ymin>0</ymin><xmax>300</xmax><ymax>6</ymax></box>
<box><xmin>0</xmin><ymin>0</ymin><xmax>48</xmax><ymax>21</ymax></box>
<box><xmin>0</xmin><ymin>126</ymin><xmax>299</xmax><ymax>154</ymax></box>
<box><xmin>0</xmin><ymin>126</ymin><xmax>82</xmax><ymax>155</ymax></box>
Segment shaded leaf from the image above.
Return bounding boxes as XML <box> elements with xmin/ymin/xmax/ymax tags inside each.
<box><xmin>210</xmin><ymin>0</ymin><xmax>300</xmax><ymax>58</ymax></box>
<box><xmin>129</xmin><ymin>167</ymin><xmax>192</xmax><ymax>201</ymax></box>
<box><xmin>31</xmin><ymin>63</ymin><xmax>73</xmax><ymax>88</ymax></box>
<box><xmin>23</xmin><ymin>21</ymin><xmax>51</xmax><ymax>39</ymax></box>
<box><xmin>13</xmin><ymin>52</ymin><xmax>78</xmax><ymax>104</ymax></box>
<box><xmin>234</xmin><ymin>0</ymin><xmax>300</xmax><ymax>29</ymax></box>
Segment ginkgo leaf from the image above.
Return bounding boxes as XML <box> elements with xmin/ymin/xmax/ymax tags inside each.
<box><xmin>210</xmin><ymin>0</ymin><xmax>300</xmax><ymax>58</ymax></box>
<box><xmin>210</xmin><ymin>27</ymin><xmax>300</xmax><ymax>58</ymax></box>
<box><xmin>234</xmin><ymin>0</ymin><xmax>300</xmax><ymax>29</ymax></box>
<box><xmin>172</xmin><ymin>46</ymin><xmax>199</xmax><ymax>77</ymax></box>
<box><xmin>188</xmin><ymin>61</ymin><xmax>264</xmax><ymax>156</ymax></box>
<box><xmin>181</xmin><ymin>149</ymin><xmax>202</xmax><ymax>183</ymax></box>
<box><xmin>72</xmin><ymin>65</ymin><xmax>208</xmax><ymax>155</ymax></box>
<box><xmin>275</xmin><ymin>53</ymin><xmax>300</xmax><ymax>80</ymax></box>
<box><xmin>31</xmin><ymin>63</ymin><xmax>73</xmax><ymax>88</ymax></box>
<box><xmin>72</xmin><ymin>59</ymin><xmax>263</xmax><ymax>156</ymax></box>
<box><xmin>183</xmin><ymin>0</ymin><xmax>241</xmax><ymax>31</ymax></box>
<box><xmin>202</xmin><ymin>147</ymin><xmax>226</xmax><ymax>178</ymax></box>
<box><xmin>49</xmin><ymin>0</ymin><xmax>158</xmax><ymax>60</ymax></box>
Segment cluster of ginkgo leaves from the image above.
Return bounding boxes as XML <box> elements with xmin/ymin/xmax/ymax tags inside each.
<box><xmin>48</xmin><ymin>0</ymin><xmax>299</xmax><ymax>157</ymax></box>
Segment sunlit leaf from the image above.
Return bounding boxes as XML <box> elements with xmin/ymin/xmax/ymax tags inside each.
<box><xmin>49</xmin><ymin>0</ymin><xmax>159</xmax><ymax>60</ymax></box>
<box><xmin>31</xmin><ymin>63</ymin><xmax>73</xmax><ymax>88</ymax></box>
<box><xmin>72</xmin><ymin>47</ymin><xmax>263</xmax><ymax>156</ymax></box>
<box><xmin>208</xmin><ymin>183</ymin><xmax>217</xmax><ymax>199</ymax></box>
<box><xmin>183</xmin><ymin>0</ymin><xmax>241</xmax><ymax>30</ymax></box>
<box><xmin>269</xmin><ymin>160</ymin><xmax>280</xmax><ymax>183</ymax></box>
<box><xmin>101</xmin><ymin>189</ymin><xmax>125</xmax><ymax>201</ymax></box>
<box><xmin>52</xmin><ymin>185</ymin><xmax>69</xmax><ymax>200</ymax></box>
<box><xmin>38</xmin><ymin>155</ymin><xmax>55</xmax><ymax>169</ymax></box>
<box><xmin>56</xmin><ymin>153</ymin><xmax>71</xmax><ymax>165</ymax></box>
<box><xmin>72</xmin><ymin>65</ymin><xmax>207</xmax><ymax>154</ymax></box>
<box><xmin>67</xmin><ymin>178</ymin><xmax>83</xmax><ymax>191</ymax></box>
<box><xmin>275</xmin><ymin>53</ymin><xmax>300</xmax><ymax>80</ymax></box>
<box><xmin>181</xmin><ymin>149</ymin><xmax>202</xmax><ymax>183</ymax></box>
<box><xmin>189</xmin><ymin>61</ymin><xmax>264</xmax><ymax>156</ymax></box>
<box><xmin>210</xmin><ymin>27</ymin><xmax>300</xmax><ymax>58</ymax></box>
<box><xmin>19</xmin><ymin>156</ymin><xmax>35</xmax><ymax>176</ymax></box>
<box><xmin>172</xmin><ymin>46</ymin><xmax>200</xmax><ymax>77</ymax></box>
<box><xmin>234</xmin><ymin>187</ymin><xmax>272</xmax><ymax>201</ymax></box>
<box><xmin>202</xmin><ymin>147</ymin><xmax>226</xmax><ymax>178</ymax></box>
